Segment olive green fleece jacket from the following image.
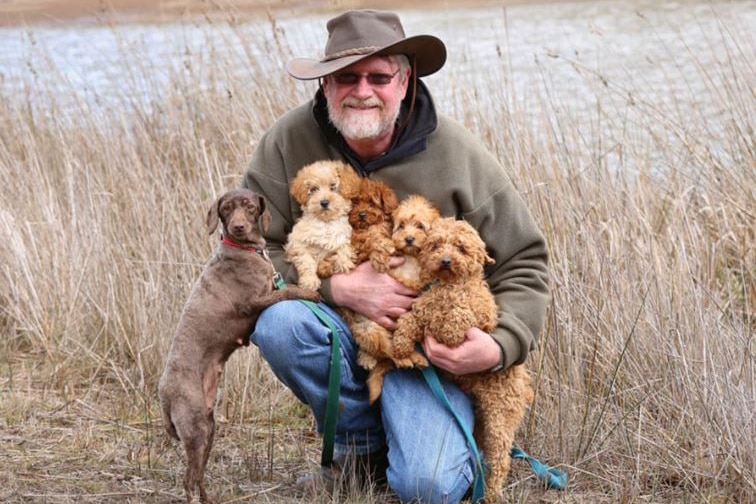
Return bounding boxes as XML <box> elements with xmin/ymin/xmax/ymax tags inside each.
<box><xmin>243</xmin><ymin>86</ymin><xmax>549</xmax><ymax>370</ymax></box>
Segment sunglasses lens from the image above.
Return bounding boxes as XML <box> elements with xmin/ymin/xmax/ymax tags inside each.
<box><xmin>332</xmin><ymin>72</ymin><xmax>397</xmax><ymax>86</ymax></box>
<box><xmin>334</xmin><ymin>73</ymin><xmax>359</xmax><ymax>85</ymax></box>
<box><xmin>367</xmin><ymin>74</ymin><xmax>393</xmax><ymax>85</ymax></box>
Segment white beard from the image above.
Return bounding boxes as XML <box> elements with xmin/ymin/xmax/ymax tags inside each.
<box><xmin>328</xmin><ymin>97</ymin><xmax>401</xmax><ymax>140</ymax></box>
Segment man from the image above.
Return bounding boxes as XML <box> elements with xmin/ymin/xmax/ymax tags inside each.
<box><xmin>244</xmin><ymin>9</ymin><xmax>549</xmax><ymax>504</ymax></box>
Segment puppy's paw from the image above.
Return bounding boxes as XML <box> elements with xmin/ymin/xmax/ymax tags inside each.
<box><xmin>369</xmin><ymin>252</ymin><xmax>392</xmax><ymax>274</ymax></box>
<box><xmin>297</xmin><ymin>274</ymin><xmax>321</xmax><ymax>291</ymax></box>
<box><xmin>357</xmin><ymin>351</ymin><xmax>378</xmax><ymax>370</ymax></box>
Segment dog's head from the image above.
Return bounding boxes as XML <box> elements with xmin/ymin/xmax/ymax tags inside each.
<box><xmin>391</xmin><ymin>195</ymin><xmax>441</xmax><ymax>257</ymax></box>
<box><xmin>348</xmin><ymin>178</ymin><xmax>399</xmax><ymax>231</ymax></box>
<box><xmin>290</xmin><ymin>160</ymin><xmax>361</xmax><ymax>222</ymax></box>
<box><xmin>206</xmin><ymin>188</ymin><xmax>271</xmax><ymax>247</ymax></box>
<box><xmin>419</xmin><ymin>217</ymin><xmax>494</xmax><ymax>284</ymax></box>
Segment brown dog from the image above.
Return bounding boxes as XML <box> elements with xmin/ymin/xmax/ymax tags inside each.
<box><xmin>158</xmin><ymin>188</ymin><xmax>319</xmax><ymax>504</ymax></box>
<box><xmin>392</xmin><ymin>217</ymin><xmax>533</xmax><ymax>502</ymax></box>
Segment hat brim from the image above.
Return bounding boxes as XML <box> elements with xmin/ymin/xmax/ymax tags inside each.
<box><xmin>286</xmin><ymin>35</ymin><xmax>446</xmax><ymax>80</ymax></box>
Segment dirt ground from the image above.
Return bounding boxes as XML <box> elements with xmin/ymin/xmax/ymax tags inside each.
<box><xmin>0</xmin><ymin>0</ymin><xmax>534</xmax><ymax>26</ymax></box>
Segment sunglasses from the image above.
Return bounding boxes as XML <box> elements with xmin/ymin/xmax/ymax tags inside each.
<box><xmin>331</xmin><ymin>70</ymin><xmax>400</xmax><ymax>86</ymax></box>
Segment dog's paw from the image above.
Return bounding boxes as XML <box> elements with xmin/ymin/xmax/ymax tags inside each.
<box><xmin>289</xmin><ymin>286</ymin><xmax>322</xmax><ymax>302</ymax></box>
<box><xmin>369</xmin><ymin>252</ymin><xmax>392</xmax><ymax>274</ymax></box>
<box><xmin>297</xmin><ymin>274</ymin><xmax>321</xmax><ymax>290</ymax></box>
<box><xmin>357</xmin><ymin>351</ymin><xmax>378</xmax><ymax>370</ymax></box>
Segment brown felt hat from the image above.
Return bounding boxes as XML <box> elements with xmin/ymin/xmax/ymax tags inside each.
<box><xmin>286</xmin><ymin>10</ymin><xmax>447</xmax><ymax>80</ymax></box>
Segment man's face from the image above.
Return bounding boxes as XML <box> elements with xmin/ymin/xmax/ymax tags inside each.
<box><xmin>323</xmin><ymin>56</ymin><xmax>410</xmax><ymax>142</ymax></box>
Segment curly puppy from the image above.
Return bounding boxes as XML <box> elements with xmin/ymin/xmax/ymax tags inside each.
<box><xmin>340</xmin><ymin>184</ymin><xmax>432</xmax><ymax>403</ymax></box>
<box><xmin>362</xmin><ymin>195</ymin><xmax>441</xmax><ymax>403</ymax></box>
<box><xmin>285</xmin><ymin>160</ymin><xmax>361</xmax><ymax>290</ymax></box>
<box><xmin>392</xmin><ymin>217</ymin><xmax>534</xmax><ymax>502</ymax></box>
<box><xmin>349</xmin><ymin>176</ymin><xmax>398</xmax><ymax>271</ymax></box>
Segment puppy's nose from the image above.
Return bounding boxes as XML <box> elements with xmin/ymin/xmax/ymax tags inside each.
<box><xmin>358</xmin><ymin>211</ymin><xmax>367</xmax><ymax>221</ymax></box>
<box><xmin>404</xmin><ymin>236</ymin><xmax>415</xmax><ymax>245</ymax></box>
<box><xmin>320</xmin><ymin>199</ymin><xmax>330</xmax><ymax>209</ymax></box>
<box><xmin>440</xmin><ymin>257</ymin><xmax>452</xmax><ymax>269</ymax></box>
<box><xmin>232</xmin><ymin>223</ymin><xmax>246</xmax><ymax>234</ymax></box>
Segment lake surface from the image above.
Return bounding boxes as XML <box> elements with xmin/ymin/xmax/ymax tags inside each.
<box><xmin>1</xmin><ymin>0</ymin><xmax>753</xmax><ymax>171</ymax></box>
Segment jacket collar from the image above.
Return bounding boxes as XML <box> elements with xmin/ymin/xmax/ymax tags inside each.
<box><xmin>312</xmin><ymin>79</ymin><xmax>438</xmax><ymax>174</ymax></box>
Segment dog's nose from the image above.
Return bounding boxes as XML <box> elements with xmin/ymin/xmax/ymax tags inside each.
<box><xmin>440</xmin><ymin>257</ymin><xmax>452</xmax><ymax>269</ymax></box>
<box><xmin>358</xmin><ymin>211</ymin><xmax>367</xmax><ymax>221</ymax></box>
<box><xmin>320</xmin><ymin>199</ymin><xmax>330</xmax><ymax>209</ymax></box>
<box><xmin>404</xmin><ymin>236</ymin><xmax>415</xmax><ymax>245</ymax></box>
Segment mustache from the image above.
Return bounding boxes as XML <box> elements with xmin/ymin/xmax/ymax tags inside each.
<box><xmin>341</xmin><ymin>97</ymin><xmax>384</xmax><ymax>109</ymax></box>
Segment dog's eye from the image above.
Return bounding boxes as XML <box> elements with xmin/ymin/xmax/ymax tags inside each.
<box><xmin>308</xmin><ymin>186</ymin><xmax>318</xmax><ymax>195</ymax></box>
<box><xmin>330</xmin><ymin>183</ymin><xmax>339</xmax><ymax>191</ymax></box>
<box><xmin>417</xmin><ymin>223</ymin><xmax>426</xmax><ymax>231</ymax></box>
<box><xmin>457</xmin><ymin>244</ymin><xmax>466</xmax><ymax>253</ymax></box>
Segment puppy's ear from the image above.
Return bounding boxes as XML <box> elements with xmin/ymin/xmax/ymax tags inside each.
<box><xmin>206</xmin><ymin>196</ymin><xmax>221</xmax><ymax>235</ymax></box>
<box><xmin>380</xmin><ymin>184</ymin><xmax>399</xmax><ymax>215</ymax></box>
<box><xmin>258</xmin><ymin>195</ymin><xmax>272</xmax><ymax>232</ymax></box>
<box><xmin>336</xmin><ymin>163</ymin><xmax>361</xmax><ymax>198</ymax></box>
<box><xmin>290</xmin><ymin>174</ymin><xmax>308</xmax><ymax>206</ymax></box>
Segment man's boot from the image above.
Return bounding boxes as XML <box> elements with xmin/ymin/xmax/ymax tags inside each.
<box><xmin>295</xmin><ymin>445</ymin><xmax>389</xmax><ymax>495</ymax></box>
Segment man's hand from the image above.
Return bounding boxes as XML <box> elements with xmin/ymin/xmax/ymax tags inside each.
<box><xmin>331</xmin><ymin>257</ymin><xmax>417</xmax><ymax>329</ymax></box>
<box><xmin>421</xmin><ymin>328</ymin><xmax>502</xmax><ymax>375</ymax></box>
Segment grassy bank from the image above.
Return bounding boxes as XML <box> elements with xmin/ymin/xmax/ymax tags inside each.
<box><xmin>0</xmin><ymin>5</ymin><xmax>753</xmax><ymax>503</ymax></box>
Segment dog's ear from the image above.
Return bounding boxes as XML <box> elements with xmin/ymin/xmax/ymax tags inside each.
<box><xmin>336</xmin><ymin>163</ymin><xmax>361</xmax><ymax>198</ymax></box>
<box><xmin>289</xmin><ymin>172</ymin><xmax>309</xmax><ymax>206</ymax></box>
<box><xmin>206</xmin><ymin>196</ymin><xmax>221</xmax><ymax>235</ymax></box>
<box><xmin>379</xmin><ymin>184</ymin><xmax>399</xmax><ymax>215</ymax></box>
<box><xmin>258</xmin><ymin>195</ymin><xmax>272</xmax><ymax>232</ymax></box>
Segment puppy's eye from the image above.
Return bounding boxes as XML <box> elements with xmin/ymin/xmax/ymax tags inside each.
<box><xmin>457</xmin><ymin>244</ymin><xmax>466</xmax><ymax>253</ymax></box>
<box><xmin>417</xmin><ymin>223</ymin><xmax>426</xmax><ymax>231</ymax></box>
<box><xmin>308</xmin><ymin>186</ymin><xmax>318</xmax><ymax>195</ymax></box>
<box><xmin>330</xmin><ymin>183</ymin><xmax>339</xmax><ymax>191</ymax></box>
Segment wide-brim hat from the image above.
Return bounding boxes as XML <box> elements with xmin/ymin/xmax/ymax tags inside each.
<box><xmin>287</xmin><ymin>9</ymin><xmax>447</xmax><ymax>80</ymax></box>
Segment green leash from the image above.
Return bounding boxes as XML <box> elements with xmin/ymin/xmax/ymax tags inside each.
<box><xmin>273</xmin><ymin>274</ymin><xmax>341</xmax><ymax>468</ymax></box>
<box><xmin>419</xmin><ymin>347</ymin><xmax>569</xmax><ymax>499</ymax></box>
<box><xmin>300</xmin><ymin>298</ymin><xmax>341</xmax><ymax>468</ymax></box>
<box><xmin>419</xmin><ymin>359</ymin><xmax>487</xmax><ymax>503</ymax></box>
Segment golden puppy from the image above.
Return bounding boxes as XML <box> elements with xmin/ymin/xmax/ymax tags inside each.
<box><xmin>392</xmin><ymin>217</ymin><xmax>533</xmax><ymax>502</ymax></box>
<box><xmin>356</xmin><ymin>195</ymin><xmax>441</xmax><ymax>403</ymax></box>
<box><xmin>285</xmin><ymin>160</ymin><xmax>361</xmax><ymax>290</ymax></box>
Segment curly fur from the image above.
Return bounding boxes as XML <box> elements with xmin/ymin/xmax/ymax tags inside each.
<box><xmin>341</xmin><ymin>188</ymin><xmax>436</xmax><ymax>403</ymax></box>
<box><xmin>392</xmin><ymin>217</ymin><xmax>534</xmax><ymax>502</ymax></box>
<box><xmin>285</xmin><ymin>160</ymin><xmax>361</xmax><ymax>290</ymax></box>
<box><xmin>362</xmin><ymin>195</ymin><xmax>441</xmax><ymax>403</ymax></box>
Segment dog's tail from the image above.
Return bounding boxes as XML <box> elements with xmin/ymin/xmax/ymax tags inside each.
<box><xmin>159</xmin><ymin>394</ymin><xmax>180</xmax><ymax>440</ymax></box>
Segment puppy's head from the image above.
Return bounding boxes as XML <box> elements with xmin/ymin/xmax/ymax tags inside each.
<box><xmin>392</xmin><ymin>195</ymin><xmax>441</xmax><ymax>256</ymax></box>
<box><xmin>290</xmin><ymin>160</ymin><xmax>361</xmax><ymax>221</ymax></box>
<box><xmin>207</xmin><ymin>188</ymin><xmax>271</xmax><ymax>247</ymax></box>
<box><xmin>349</xmin><ymin>178</ymin><xmax>399</xmax><ymax>231</ymax></box>
<box><xmin>419</xmin><ymin>217</ymin><xmax>494</xmax><ymax>284</ymax></box>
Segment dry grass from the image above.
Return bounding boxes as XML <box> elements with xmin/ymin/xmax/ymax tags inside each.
<box><xmin>1</xmin><ymin>5</ymin><xmax>754</xmax><ymax>504</ymax></box>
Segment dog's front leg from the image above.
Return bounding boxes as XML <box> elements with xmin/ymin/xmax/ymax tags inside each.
<box><xmin>392</xmin><ymin>312</ymin><xmax>422</xmax><ymax>359</ymax></box>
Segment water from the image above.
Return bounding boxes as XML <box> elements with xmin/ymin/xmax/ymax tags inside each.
<box><xmin>1</xmin><ymin>0</ymin><xmax>753</xmax><ymax>171</ymax></box>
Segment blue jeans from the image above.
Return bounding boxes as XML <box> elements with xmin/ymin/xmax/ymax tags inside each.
<box><xmin>251</xmin><ymin>300</ymin><xmax>476</xmax><ymax>504</ymax></box>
